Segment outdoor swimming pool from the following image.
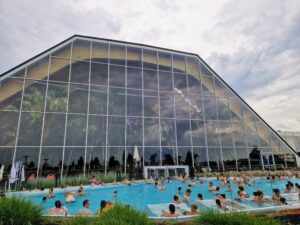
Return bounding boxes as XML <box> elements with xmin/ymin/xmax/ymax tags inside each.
<box><xmin>12</xmin><ymin>177</ymin><xmax>300</xmax><ymax>216</ymax></box>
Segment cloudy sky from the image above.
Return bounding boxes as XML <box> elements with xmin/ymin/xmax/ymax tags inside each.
<box><xmin>1</xmin><ymin>0</ymin><xmax>300</xmax><ymax>131</ymax></box>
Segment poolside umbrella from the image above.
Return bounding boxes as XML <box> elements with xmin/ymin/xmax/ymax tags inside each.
<box><xmin>0</xmin><ymin>165</ymin><xmax>4</xmax><ymax>181</ymax></box>
<box><xmin>9</xmin><ymin>164</ymin><xmax>16</xmax><ymax>184</ymax></box>
<box><xmin>133</xmin><ymin>146</ymin><xmax>140</xmax><ymax>167</ymax></box>
<box><xmin>21</xmin><ymin>165</ymin><xmax>25</xmax><ymax>182</ymax></box>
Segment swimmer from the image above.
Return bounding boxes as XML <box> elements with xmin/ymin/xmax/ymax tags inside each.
<box><xmin>183</xmin><ymin>203</ymin><xmax>199</xmax><ymax>215</ymax></box>
<box><xmin>77</xmin><ymin>199</ymin><xmax>91</xmax><ymax>216</ymax></box>
<box><xmin>197</xmin><ymin>193</ymin><xmax>203</xmax><ymax>201</ymax></box>
<box><xmin>48</xmin><ymin>188</ymin><xmax>55</xmax><ymax>198</ymax></box>
<box><xmin>172</xmin><ymin>195</ymin><xmax>181</xmax><ymax>204</ymax></box>
<box><xmin>208</xmin><ymin>182</ymin><xmax>216</xmax><ymax>191</ymax></box>
<box><xmin>48</xmin><ymin>200</ymin><xmax>67</xmax><ymax>216</ymax></box>
<box><xmin>183</xmin><ymin>189</ymin><xmax>192</xmax><ymax>203</ymax></box>
<box><xmin>161</xmin><ymin>204</ymin><xmax>180</xmax><ymax>217</ymax></box>
<box><xmin>65</xmin><ymin>192</ymin><xmax>76</xmax><ymax>203</ymax></box>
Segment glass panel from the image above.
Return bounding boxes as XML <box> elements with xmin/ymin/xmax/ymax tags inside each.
<box><xmin>86</xmin><ymin>147</ymin><xmax>105</xmax><ymax>173</ymax></box>
<box><xmin>0</xmin><ymin>78</ymin><xmax>23</xmax><ymax>110</ymax></box>
<box><xmin>144</xmin><ymin>118</ymin><xmax>160</xmax><ymax>146</ymax></box>
<box><xmin>107</xmin><ymin>147</ymin><xmax>125</xmax><ymax>171</ymax></box>
<box><xmin>173</xmin><ymin>54</ymin><xmax>186</xmax><ymax>73</ymax></box>
<box><xmin>90</xmin><ymin>63</ymin><xmax>108</xmax><ymax>85</ymax></box>
<box><xmin>176</xmin><ymin>119</ymin><xmax>191</xmax><ymax>146</ymax></box>
<box><xmin>26</xmin><ymin>56</ymin><xmax>49</xmax><ymax>80</ymax></box>
<box><xmin>46</xmin><ymin>81</ymin><xmax>68</xmax><ymax>113</ymax></box>
<box><xmin>216</xmin><ymin>97</ymin><xmax>230</xmax><ymax>121</ymax></box>
<box><xmin>143</xmin><ymin>69</ymin><xmax>158</xmax><ymax>90</ymax></box>
<box><xmin>0</xmin><ymin>147</ymin><xmax>13</xmax><ymax>170</ymax></box>
<box><xmin>201</xmin><ymin>76</ymin><xmax>214</xmax><ymax>96</ymax></box>
<box><xmin>63</xmin><ymin>147</ymin><xmax>85</xmax><ymax>174</ymax></box>
<box><xmin>200</xmin><ymin>63</ymin><xmax>213</xmax><ymax>76</ymax></box>
<box><xmin>66</xmin><ymin>115</ymin><xmax>87</xmax><ymax>146</ymax></box>
<box><xmin>256</xmin><ymin>122</ymin><xmax>271</xmax><ymax>147</ymax></box>
<box><xmin>70</xmin><ymin>60</ymin><xmax>90</xmax><ymax>84</ymax></box>
<box><xmin>219</xmin><ymin>121</ymin><xmax>234</xmax><ymax>147</ymax></box>
<box><xmin>236</xmin><ymin>148</ymin><xmax>250</xmax><ymax>171</ymax></box>
<box><xmin>187</xmin><ymin>75</ymin><xmax>202</xmax><ymax>95</ymax></box>
<box><xmin>127</xmin><ymin>67</ymin><xmax>142</xmax><ymax>89</ymax></box>
<box><xmin>127</xmin><ymin>89</ymin><xmax>142</xmax><ymax>117</ymax></box>
<box><xmin>87</xmin><ymin>115</ymin><xmax>106</xmax><ymax>146</ymax></box>
<box><xmin>189</xmin><ymin>95</ymin><xmax>203</xmax><ymax>119</ymax></box>
<box><xmin>0</xmin><ymin>111</ymin><xmax>19</xmax><ymax>146</ymax></box>
<box><xmin>18</xmin><ymin>112</ymin><xmax>43</xmax><ymax>146</ymax></box>
<box><xmin>110</xmin><ymin>44</ymin><xmax>125</xmax><ymax>66</ymax></box>
<box><xmin>108</xmin><ymin>87</ymin><xmax>125</xmax><ymax>115</ymax></box>
<box><xmin>143</xmin><ymin>49</ymin><xmax>157</xmax><ymax>70</ymax></box>
<box><xmin>231</xmin><ymin>122</ymin><xmax>247</xmax><ymax>147</ymax></box>
<box><xmin>107</xmin><ymin>116</ymin><xmax>125</xmax><ymax>146</ymax></box>
<box><xmin>127</xmin><ymin>46</ymin><xmax>142</xmax><ymax>67</ymax></box>
<box><xmin>208</xmin><ymin>147</ymin><xmax>223</xmax><ymax>172</ymax></box>
<box><xmin>186</xmin><ymin>57</ymin><xmax>199</xmax><ymax>75</ymax></box>
<box><xmin>229</xmin><ymin>97</ymin><xmax>243</xmax><ymax>121</ymax></box>
<box><xmin>245</xmin><ymin>122</ymin><xmax>258</xmax><ymax>148</ymax></box>
<box><xmin>52</xmin><ymin>43</ymin><xmax>71</xmax><ymax>58</ymax></box>
<box><xmin>272</xmin><ymin>147</ymin><xmax>285</xmax><ymax>169</ymax></box>
<box><xmin>174</xmin><ymin>73</ymin><xmax>187</xmax><ymax>93</ymax></box>
<box><xmin>294</xmin><ymin>132</ymin><xmax>300</xmax><ymax>150</ymax></box>
<box><xmin>91</xmin><ymin>41</ymin><xmax>108</xmax><ymax>64</ymax></box>
<box><xmin>49</xmin><ymin>57</ymin><xmax>70</xmax><ymax>82</ymax></box>
<box><xmin>126</xmin><ymin>117</ymin><xmax>143</xmax><ymax>146</ymax></box>
<box><xmin>10</xmin><ymin>68</ymin><xmax>26</xmax><ymax>78</ymax></box>
<box><xmin>159</xmin><ymin>71</ymin><xmax>173</xmax><ymax>92</ymax></box>
<box><xmin>175</xmin><ymin>93</ymin><xmax>189</xmax><ymax>119</ymax></box>
<box><xmin>89</xmin><ymin>85</ymin><xmax>107</xmax><ymax>115</ymax></box>
<box><xmin>249</xmin><ymin>147</ymin><xmax>262</xmax><ymax>170</ymax></box>
<box><xmin>270</xmin><ymin>132</ymin><xmax>281</xmax><ymax>148</ymax></box>
<box><xmin>159</xmin><ymin>92</ymin><xmax>174</xmax><ymax>118</ymax></box>
<box><xmin>161</xmin><ymin>119</ymin><xmax>176</xmax><ymax>147</ymax></box>
<box><xmin>109</xmin><ymin>65</ymin><xmax>125</xmax><ymax>87</ymax></box>
<box><xmin>68</xmin><ymin>83</ymin><xmax>88</xmax><ymax>113</ymax></box>
<box><xmin>203</xmin><ymin>97</ymin><xmax>217</xmax><ymax>120</ymax></box>
<box><xmin>162</xmin><ymin>147</ymin><xmax>176</xmax><ymax>165</ymax></box>
<box><xmin>144</xmin><ymin>147</ymin><xmax>160</xmax><ymax>165</ymax></box>
<box><xmin>15</xmin><ymin>147</ymin><xmax>39</xmax><ymax>172</ymax></box>
<box><xmin>178</xmin><ymin>147</ymin><xmax>193</xmax><ymax>166</ymax></box>
<box><xmin>144</xmin><ymin>90</ymin><xmax>158</xmax><ymax>117</ymax></box>
<box><xmin>242</xmin><ymin>105</ymin><xmax>256</xmax><ymax>123</ymax></box>
<box><xmin>284</xmin><ymin>148</ymin><xmax>297</xmax><ymax>168</ymax></box>
<box><xmin>40</xmin><ymin>147</ymin><xmax>63</xmax><ymax>175</ymax></box>
<box><xmin>214</xmin><ymin>78</ymin><xmax>228</xmax><ymax>97</ymax></box>
<box><xmin>22</xmin><ymin>80</ymin><xmax>46</xmax><ymax>112</ymax></box>
<box><xmin>158</xmin><ymin>52</ymin><xmax>171</xmax><ymax>71</ymax></box>
<box><xmin>72</xmin><ymin>39</ymin><xmax>91</xmax><ymax>61</ymax></box>
<box><xmin>194</xmin><ymin>147</ymin><xmax>208</xmax><ymax>170</ymax></box>
<box><xmin>206</xmin><ymin>121</ymin><xmax>220</xmax><ymax>146</ymax></box>
<box><xmin>190</xmin><ymin>120</ymin><xmax>205</xmax><ymax>146</ymax></box>
<box><xmin>42</xmin><ymin>113</ymin><xmax>65</xmax><ymax>146</ymax></box>
<box><xmin>222</xmin><ymin>148</ymin><xmax>236</xmax><ymax>171</ymax></box>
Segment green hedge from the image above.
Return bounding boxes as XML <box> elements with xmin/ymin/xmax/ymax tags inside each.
<box><xmin>0</xmin><ymin>196</ymin><xmax>43</xmax><ymax>225</ymax></box>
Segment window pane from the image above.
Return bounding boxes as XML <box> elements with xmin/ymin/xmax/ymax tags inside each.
<box><xmin>256</xmin><ymin>122</ymin><xmax>271</xmax><ymax>147</ymax></box>
<box><xmin>91</xmin><ymin>41</ymin><xmax>108</xmax><ymax>64</ymax></box>
<box><xmin>143</xmin><ymin>69</ymin><xmax>158</xmax><ymax>90</ymax></box>
<box><xmin>107</xmin><ymin>116</ymin><xmax>125</xmax><ymax>146</ymax></box>
<box><xmin>127</xmin><ymin>67</ymin><xmax>142</xmax><ymax>89</ymax></box>
<box><xmin>63</xmin><ymin>147</ymin><xmax>85</xmax><ymax>173</ymax></box>
<box><xmin>176</xmin><ymin>119</ymin><xmax>191</xmax><ymax>146</ymax></box>
<box><xmin>144</xmin><ymin>91</ymin><xmax>158</xmax><ymax>117</ymax></box>
<box><xmin>206</xmin><ymin>121</ymin><xmax>220</xmax><ymax>147</ymax></box>
<box><xmin>126</xmin><ymin>117</ymin><xmax>143</xmax><ymax>146</ymax></box>
<box><xmin>143</xmin><ymin>49</ymin><xmax>157</xmax><ymax>70</ymax></box>
<box><xmin>216</xmin><ymin>97</ymin><xmax>230</xmax><ymax>121</ymax></box>
<box><xmin>236</xmin><ymin>148</ymin><xmax>250</xmax><ymax>171</ymax></box>
<box><xmin>162</xmin><ymin>147</ymin><xmax>176</xmax><ymax>165</ymax></box>
<box><xmin>190</xmin><ymin>120</ymin><xmax>205</xmax><ymax>146</ymax></box>
<box><xmin>72</xmin><ymin>39</ymin><xmax>91</xmax><ymax>61</ymax></box>
<box><xmin>187</xmin><ymin>74</ymin><xmax>202</xmax><ymax>95</ymax></box>
<box><xmin>214</xmin><ymin>78</ymin><xmax>228</xmax><ymax>97</ymax></box>
<box><xmin>42</xmin><ymin>113</ymin><xmax>65</xmax><ymax>146</ymax></box>
<box><xmin>90</xmin><ymin>63</ymin><xmax>108</xmax><ymax>85</ymax></box>
<box><xmin>109</xmin><ymin>65</ymin><xmax>125</xmax><ymax>88</ymax></box>
<box><xmin>110</xmin><ymin>44</ymin><xmax>125</xmax><ymax>65</ymax></box>
<box><xmin>22</xmin><ymin>80</ymin><xmax>47</xmax><ymax>112</ymax></box>
<box><xmin>174</xmin><ymin>73</ymin><xmax>187</xmax><ymax>93</ymax></box>
<box><xmin>232</xmin><ymin>122</ymin><xmax>246</xmax><ymax>147</ymax></box>
<box><xmin>200</xmin><ymin>63</ymin><xmax>213</xmax><ymax>76</ymax></box>
<box><xmin>161</xmin><ymin>119</ymin><xmax>176</xmax><ymax>147</ymax></box>
<box><xmin>49</xmin><ymin>57</ymin><xmax>70</xmax><ymax>82</ymax></box>
<box><xmin>175</xmin><ymin>93</ymin><xmax>189</xmax><ymax>119</ymax></box>
<box><xmin>203</xmin><ymin>97</ymin><xmax>217</xmax><ymax>120</ymax></box>
<box><xmin>18</xmin><ymin>112</ymin><xmax>43</xmax><ymax>146</ymax></box>
<box><xmin>46</xmin><ymin>81</ymin><xmax>68</xmax><ymax>113</ymax></box>
<box><xmin>144</xmin><ymin>118</ymin><xmax>160</xmax><ymax>146</ymax></box>
<box><xmin>193</xmin><ymin>147</ymin><xmax>208</xmax><ymax>169</ymax></box>
<box><xmin>173</xmin><ymin>54</ymin><xmax>186</xmax><ymax>73</ymax></box>
<box><xmin>127</xmin><ymin>47</ymin><xmax>142</xmax><ymax>67</ymax></box>
<box><xmin>0</xmin><ymin>111</ymin><xmax>19</xmax><ymax>146</ymax></box>
<box><xmin>68</xmin><ymin>83</ymin><xmax>88</xmax><ymax>113</ymax></box>
<box><xmin>86</xmin><ymin>147</ymin><xmax>105</xmax><ymax>172</ymax></box>
<box><xmin>52</xmin><ymin>43</ymin><xmax>71</xmax><ymax>58</ymax></box>
<box><xmin>40</xmin><ymin>147</ymin><xmax>63</xmax><ymax>174</ymax></box>
<box><xmin>245</xmin><ymin>122</ymin><xmax>258</xmax><ymax>148</ymax></box>
<box><xmin>159</xmin><ymin>71</ymin><xmax>173</xmax><ymax>92</ymax></box>
<box><xmin>108</xmin><ymin>87</ymin><xmax>125</xmax><ymax>115</ymax></box>
<box><xmin>189</xmin><ymin>95</ymin><xmax>203</xmax><ymax>119</ymax></box>
<box><xmin>66</xmin><ymin>115</ymin><xmax>87</xmax><ymax>146</ymax></box>
<box><xmin>0</xmin><ymin>147</ymin><xmax>13</xmax><ymax>170</ymax></box>
<box><xmin>0</xmin><ymin>78</ymin><xmax>23</xmax><ymax>110</ymax></box>
<box><xmin>187</xmin><ymin>57</ymin><xmax>200</xmax><ymax>75</ymax></box>
<box><xmin>26</xmin><ymin>56</ymin><xmax>49</xmax><ymax>80</ymax></box>
<box><xmin>229</xmin><ymin>97</ymin><xmax>243</xmax><ymax>121</ymax></box>
<box><xmin>15</xmin><ymin>147</ymin><xmax>39</xmax><ymax>172</ymax></box>
<box><xmin>158</xmin><ymin>52</ymin><xmax>171</xmax><ymax>71</ymax></box>
<box><xmin>127</xmin><ymin>89</ymin><xmax>142</xmax><ymax>117</ymax></box>
<box><xmin>222</xmin><ymin>148</ymin><xmax>236</xmax><ymax>171</ymax></box>
<box><xmin>201</xmin><ymin>76</ymin><xmax>214</xmax><ymax>96</ymax></box>
<box><xmin>70</xmin><ymin>60</ymin><xmax>90</xmax><ymax>84</ymax></box>
<box><xmin>178</xmin><ymin>147</ymin><xmax>193</xmax><ymax>166</ymax></box>
<box><xmin>89</xmin><ymin>85</ymin><xmax>107</xmax><ymax>115</ymax></box>
<box><xmin>87</xmin><ymin>115</ymin><xmax>106</xmax><ymax>146</ymax></box>
<box><xmin>144</xmin><ymin>147</ymin><xmax>160</xmax><ymax>165</ymax></box>
<box><xmin>208</xmin><ymin>147</ymin><xmax>223</xmax><ymax>172</ymax></box>
<box><xmin>159</xmin><ymin>92</ymin><xmax>174</xmax><ymax>118</ymax></box>
<box><xmin>107</xmin><ymin>147</ymin><xmax>125</xmax><ymax>171</ymax></box>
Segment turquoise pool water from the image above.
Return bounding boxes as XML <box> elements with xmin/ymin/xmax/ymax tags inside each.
<box><xmin>13</xmin><ymin>177</ymin><xmax>300</xmax><ymax>215</ymax></box>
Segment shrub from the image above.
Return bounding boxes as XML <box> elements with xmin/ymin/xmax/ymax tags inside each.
<box><xmin>0</xmin><ymin>196</ymin><xmax>43</xmax><ymax>225</ymax></box>
<box><xmin>192</xmin><ymin>210</ymin><xmax>281</xmax><ymax>225</ymax></box>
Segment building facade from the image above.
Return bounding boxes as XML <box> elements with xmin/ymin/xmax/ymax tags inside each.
<box><xmin>0</xmin><ymin>35</ymin><xmax>299</xmax><ymax>178</ymax></box>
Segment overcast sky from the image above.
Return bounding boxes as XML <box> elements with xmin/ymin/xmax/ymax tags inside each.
<box><xmin>1</xmin><ymin>0</ymin><xmax>300</xmax><ymax>131</ymax></box>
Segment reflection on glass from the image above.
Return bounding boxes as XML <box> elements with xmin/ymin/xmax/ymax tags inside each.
<box><xmin>72</xmin><ymin>39</ymin><xmax>91</xmax><ymax>61</ymax></box>
<box><xmin>143</xmin><ymin>49</ymin><xmax>157</xmax><ymax>70</ymax></box>
<box><xmin>0</xmin><ymin>78</ymin><xmax>23</xmax><ymax>110</ymax></box>
<box><xmin>108</xmin><ymin>87</ymin><xmax>125</xmax><ymax>115</ymax></box>
<box><xmin>0</xmin><ymin>111</ymin><xmax>19</xmax><ymax>146</ymax></box>
<box><xmin>66</xmin><ymin>115</ymin><xmax>87</xmax><ymax>146</ymax></box>
<box><xmin>46</xmin><ymin>81</ymin><xmax>68</xmax><ymax>112</ymax></box>
<box><xmin>161</xmin><ymin>119</ymin><xmax>176</xmax><ymax>146</ymax></box>
<box><xmin>68</xmin><ymin>83</ymin><xmax>88</xmax><ymax>113</ymax></box>
<box><xmin>107</xmin><ymin>116</ymin><xmax>125</xmax><ymax>146</ymax></box>
<box><xmin>176</xmin><ymin>120</ymin><xmax>191</xmax><ymax>146</ymax></box>
<box><xmin>190</xmin><ymin>120</ymin><xmax>205</xmax><ymax>146</ymax></box>
<box><xmin>173</xmin><ymin>54</ymin><xmax>186</xmax><ymax>73</ymax></box>
<box><xmin>87</xmin><ymin>115</ymin><xmax>106</xmax><ymax>146</ymax></box>
<box><xmin>144</xmin><ymin>118</ymin><xmax>160</xmax><ymax>146</ymax></box>
<box><xmin>49</xmin><ymin>57</ymin><xmax>70</xmax><ymax>82</ymax></box>
<box><xmin>90</xmin><ymin>63</ymin><xmax>108</xmax><ymax>85</ymax></box>
<box><xmin>110</xmin><ymin>44</ymin><xmax>125</xmax><ymax>65</ymax></box>
<box><xmin>186</xmin><ymin>57</ymin><xmax>199</xmax><ymax>75</ymax></box>
<box><xmin>70</xmin><ymin>60</ymin><xmax>90</xmax><ymax>84</ymax></box>
<box><xmin>127</xmin><ymin>47</ymin><xmax>142</xmax><ymax>67</ymax></box>
<box><xmin>127</xmin><ymin>89</ymin><xmax>142</xmax><ymax>117</ymax></box>
<box><xmin>89</xmin><ymin>85</ymin><xmax>107</xmax><ymax>115</ymax></box>
<box><xmin>126</xmin><ymin>117</ymin><xmax>143</xmax><ymax>146</ymax></box>
<box><xmin>91</xmin><ymin>41</ymin><xmax>108</xmax><ymax>64</ymax></box>
<box><xmin>26</xmin><ymin>56</ymin><xmax>49</xmax><ymax>80</ymax></box>
<box><xmin>158</xmin><ymin>52</ymin><xmax>171</xmax><ymax>71</ymax></box>
<box><xmin>143</xmin><ymin>69</ymin><xmax>158</xmax><ymax>90</ymax></box>
<box><xmin>22</xmin><ymin>80</ymin><xmax>46</xmax><ymax>112</ymax></box>
<box><xmin>144</xmin><ymin>90</ymin><xmax>158</xmax><ymax>117</ymax></box>
<box><xmin>159</xmin><ymin>92</ymin><xmax>174</xmax><ymax>118</ymax></box>
<box><xmin>109</xmin><ymin>65</ymin><xmax>125</xmax><ymax>87</ymax></box>
<box><xmin>127</xmin><ymin>67</ymin><xmax>142</xmax><ymax>89</ymax></box>
<box><xmin>15</xmin><ymin>147</ymin><xmax>39</xmax><ymax>172</ymax></box>
<box><xmin>42</xmin><ymin>113</ymin><xmax>65</xmax><ymax>146</ymax></box>
<box><xmin>222</xmin><ymin>148</ymin><xmax>236</xmax><ymax>171</ymax></box>
<box><xmin>208</xmin><ymin>147</ymin><xmax>223</xmax><ymax>171</ymax></box>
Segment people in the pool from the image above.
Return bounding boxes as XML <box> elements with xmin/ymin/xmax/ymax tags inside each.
<box><xmin>208</xmin><ymin>182</ymin><xmax>216</xmax><ymax>191</ymax></box>
<box><xmin>183</xmin><ymin>189</ymin><xmax>192</xmax><ymax>203</ymax></box>
<box><xmin>161</xmin><ymin>204</ymin><xmax>180</xmax><ymax>217</ymax></box>
<box><xmin>237</xmin><ymin>186</ymin><xmax>249</xmax><ymax>199</ymax></box>
<box><xmin>48</xmin><ymin>188</ymin><xmax>55</xmax><ymax>198</ymax></box>
<box><xmin>252</xmin><ymin>190</ymin><xmax>265</xmax><ymax>203</ymax></box>
<box><xmin>212</xmin><ymin>187</ymin><xmax>221</xmax><ymax>195</ymax></box>
<box><xmin>183</xmin><ymin>203</ymin><xmax>199</xmax><ymax>215</ymax></box>
<box><xmin>178</xmin><ymin>187</ymin><xmax>183</xmax><ymax>195</ymax></box>
<box><xmin>172</xmin><ymin>195</ymin><xmax>181</xmax><ymax>204</ymax></box>
<box><xmin>65</xmin><ymin>192</ymin><xmax>76</xmax><ymax>203</ymax></box>
<box><xmin>48</xmin><ymin>200</ymin><xmax>67</xmax><ymax>216</ymax></box>
<box><xmin>77</xmin><ymin>199</ymin><xmax>91</xmax><ymax>216</ymax></box>
<box><xmin>78</xmin><ymin>186</ymin><xmax>85</xmax><ymax>196</ymax></box>
<box><xmin>197</xmin><ymin>193</ymin><xmax>203</xmax><ymax>201</ymax></box>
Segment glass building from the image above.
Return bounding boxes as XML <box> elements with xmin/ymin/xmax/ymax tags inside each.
<box><xmin>0</xmin><ymin>35</ymin><xmax>299</xmax><ymax>178</ymax></box>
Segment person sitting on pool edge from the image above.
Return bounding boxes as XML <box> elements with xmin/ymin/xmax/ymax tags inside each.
<box><xmin>183</xmin><ymin>189</ymin><xmax>192</xmax><ymax>203</ymax></box>
<box><xmin>161</xmin><ymin>204</ymin><xmax>181</xmax><ymax>217</ymax></box>
<box><xmin>183</xmin><ymin>203</ymin><xmax>199</xmax><ymax>215</ymax></box>
<box><xmin>172</xmin><ymin>194</ymin><xmax>181</xmax><ymax>204</ymax></box>
<box><xmin>48</xmin><ymin>200</ymin><xmax>67</xmax><ymax>216</ymax></box>
<box><xmin>78</xmin><ymin>199</ymin><xmax>91</xmax><ymax>216</ymax></box>
<box><xmin>215</xmin><ymin>199</ymin><xmax>225</xmax><ymax>209</ymax></box>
